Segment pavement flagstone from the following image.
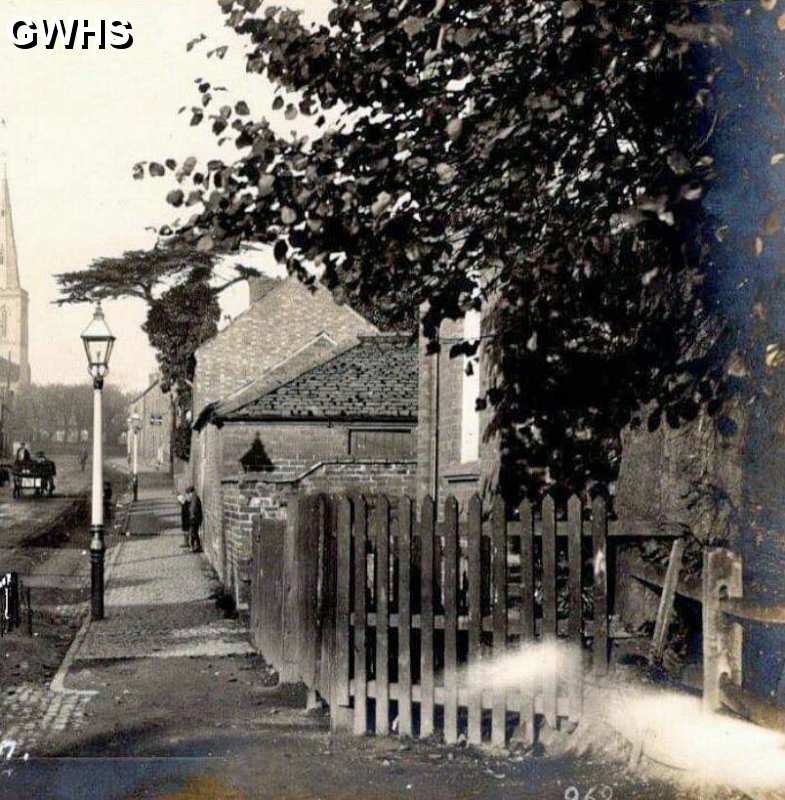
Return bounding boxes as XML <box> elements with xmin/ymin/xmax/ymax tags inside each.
<box><xmin>72</xmin><ymin>487</ymin><xmax>252</xmax><ymax>665</ymax></box>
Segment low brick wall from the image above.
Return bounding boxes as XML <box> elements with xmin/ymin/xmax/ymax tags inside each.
<box><xmin>217</xmin><ymin>459</ymin><xmax>417</xmax><ymax>608</ymax></box>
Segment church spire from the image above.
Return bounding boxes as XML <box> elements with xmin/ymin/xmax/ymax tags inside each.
<box><xmin>0</xmin><ymin>164</ymin><xmax>21</xmax><ymax>291</ymax></box>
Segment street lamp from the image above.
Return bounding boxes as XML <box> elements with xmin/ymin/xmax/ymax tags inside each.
<box><xmin>81</xmin><ymin>301</ymin><xmax>116</xmax><ymax>621</ymax></box>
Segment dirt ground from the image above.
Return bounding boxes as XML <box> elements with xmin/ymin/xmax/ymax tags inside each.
<box><xmin>0</xmin><ymin>462</ymin><xmax>126</xmax><ymax>689</ymax></box>
<box><xmin>8</xmin><ymin>647</ymin><xmax>700</xmax><ymax>800</ymax></box>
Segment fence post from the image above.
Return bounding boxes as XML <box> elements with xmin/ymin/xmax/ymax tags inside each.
<box><xmin>567</xmin><ymin>495</ymin><xmax>583</xmax><ymax>726</ymax></box>
<box><xmin>592</xmin><ymin>495</ymin><xmax>609</xmax><ymax>676</ymax></box>
<box><xmin>467</xmin><ymin>495</ymin><xmax>483</xmax><ymax>746</ymax></box>
<box><xmin>702</xmin><ymin>548</ymin><xmax>743</xmax><ymax>712</ymax></box>
<box><xmin>397</xmin><ymin>497</ymin><xmax>414</xmax><ymax>738</ymax></box>
<box><xmin>491</xmin><ymin>496</ymin><xmax>508</xmax><ymax>746</ymax></box>
<box><xmin>353</xmin><ymin>495</ymin><xmax>369</xmax><ymax>736</ymax></box>
<box><xmin>419</xmin><ymin>496</ymin><xmax>436</xmax><ymax>738</ymax></box>
<box><xmin>443</xmin><ymin>496</ymin><xmax>460</xmax><ymax>744</ymax></box>
<box><xmin>518</xmin><ymin>499</ymin><xmax>536</xmax><ymax>744</ymax></box>
<box><xmin>542</xmin><ymin>495</ymin><xmax>558</xmax><ymax>730</ymax></box>
<box><xmin>330</xmin><ymin>495</ymin><xmax>353</xmax><ymax>733</ymax></box>
<box><xmin>374</xmin><ymin>496</ymin><xmax>391</xmax><ymax>735</ymax></box>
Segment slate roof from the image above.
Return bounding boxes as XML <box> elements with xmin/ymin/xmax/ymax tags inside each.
<box><xmin>223</xmin><ymin>334</ymin><xmax>417</xmax><ymax>422</ymax></box>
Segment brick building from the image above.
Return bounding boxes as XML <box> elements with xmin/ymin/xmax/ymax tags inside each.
<box><xmin>194</xmin><ymin>332</ymin><xmax>418</xmax><ymax>605</ymax></box>
<box><xmin>416</xmin><ymin>307</ymin><xmax>496</xmax><ymax>512</ymax></box>
<box><xmin>189</xmin><ymin>276</ymin><xmax>396</xmax><ymax>594</ymax></box>
<box><xmin>128</xmin><ymin>373</ymin><xmax>172</xmax><ymax>469</ymax></box>
<box><xmin>190</xmin><ymin>276</ymin><xmax>376</xmax><ymax>415</ymax></box>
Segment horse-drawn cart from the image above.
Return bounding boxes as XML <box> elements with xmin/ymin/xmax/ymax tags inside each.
<box><xmin>11</xmin><ymin>459</ymin><xmax>56</xmax><ymax>499</ymax></box>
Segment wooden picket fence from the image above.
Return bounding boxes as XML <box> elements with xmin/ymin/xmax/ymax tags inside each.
<box><xmin>248</xmin><ymin>491</ymin><xmax>613</xmax><ymax>746</ymax></box>
<box><xmin>323</xmin><ymin>492</ymin><xmax>609</xmax><ymax>745</ymax></box>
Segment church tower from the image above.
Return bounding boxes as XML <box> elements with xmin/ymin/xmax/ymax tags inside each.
<box><xmin>0</xmin><ymin>164</ymin><xmax>31</xmax><ymax>387</ymax></box>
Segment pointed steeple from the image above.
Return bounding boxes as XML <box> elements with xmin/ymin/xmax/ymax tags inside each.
<box><xmin>0</xmin><ymin>163</ymin><xmax>21</xmax><ymax>291</ymax></box>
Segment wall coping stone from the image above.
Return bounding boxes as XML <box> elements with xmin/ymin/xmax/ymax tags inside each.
<box><xmin>221</xmin><ymin>457</ymin><xmax>417</xmax><ymax>487</ymax></box>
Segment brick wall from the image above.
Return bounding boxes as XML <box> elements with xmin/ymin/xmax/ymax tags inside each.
<box><xmin>197</xmin><ymin>417</ymin><xmax>416</xmax><ymax>602</ymax></box>
<box><xmin>202</xmin><ymin>424</ymin><xmax>225</xmax><ymax>579</ymax></box>
<box><xmin>218</xmin><ymin>459</ymin><xmax>417</xmax><ymax>607</ymax></box>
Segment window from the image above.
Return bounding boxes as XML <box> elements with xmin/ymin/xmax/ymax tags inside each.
<box><xmin>0</xmin><ymin>307</ymin><xmax>7</xmax><ymax>339</ymax></box>
<box><xmin>460</xmin><ymin>309</ymin><xmax>481</xmax><ymax>463</ymax></box>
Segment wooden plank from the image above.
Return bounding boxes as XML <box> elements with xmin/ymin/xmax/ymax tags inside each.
<box><xmin>319</xmin><ymin>496</ymin><xmax>338</xmax><ymax>707</ymax></box>
<box><xmin>251</xmin><ymin>516</ymin><xmax>262</xmax><ymax>650</ymax></box>
<box><xmin>518</xmin><ymin>499</ymin><xmax>536</xmax><ymax>744</ymax></box>
<box><xmin>592</xmin><ymin>495</ymin><xmax>609</xmax><ymax>676</ymax></box>
<box><xmin>298</xmin><ymin>495</ymin><xmax>322</xmax><ymax>689</ymax></box>
<box><xmin>443</xmin><ymin>496</ymin><xmax>459</xmax><ymax>744</ymax></box>
<box><xmin>702</xmin><ymin>548</ymin><xmax>743</xmax><ymax>712</ymax></box>
<box><xmin>434</xmin><ymin>517</ymin><xmax>686</xmax><ymax>539</ymax></box>
<box><xmin>331</xmin><ymin>496</ymin><xmax>352</xmax><ymax>729</ymax></box>
<box><xmin>420</xmin><ymin>496</ymin><xmax>436</xmax><ymax>738</ymax></box>
<box><xmin>350</xmin><ymin>679</ymin><xmax>573</xmax><ymax>719</ymax></box>
<box><xmin>280</xmin><ymin>496</ymin><xmax>301</xmax><ymax>682</ymax></box>
<box><xmin>541</xmin><ymin>494</ymin><xmax>558</xmax><ymax>729</ymax></box>
<box><xmin>467</xmin><ymin>494</ymin><xmax>483</xmax><ymax>746</ymax></box>
<box><xmin>353</xmin><ymin>495</ymin><xmax>369</xmax><ymax>736</ymax></box>
<box><xmin>491</xmin><ymin>496</ymin><xmax>508</xmax><ymax>747</ymax></box>
<box><xmin>649</xmin><ymin>538</ymin><xmax>687</xmax><ymax>666</ymax></box>
<box><xmin>374</xmin><ymin>496</ymin><xmax>391</xmax><ymax>735</ymax></box>
<box><xmin>567</xmin><ymin>495</ymin><xmax>583</xmax><ymax>724</ymax></box>
<box><xmin>397</xmin><ymin>497</ymin><xmax>413</xmax><ymax>737</ymax></box>
<box><xmin>628</xmin><ymin>556</ymin><xmax>702</xmax><ymax>602</ymax></box>
<box><xmin>259</xmin><ymin>520</ymin><xmax>285</xmax><ymax>673</ymax></box>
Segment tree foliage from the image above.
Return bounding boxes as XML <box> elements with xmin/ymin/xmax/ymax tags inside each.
<box><xmin>56</xmin><ymin>248</ymin><xmax>252</xmax><ymax>461</ymax></box>
<box><xmin>144</xmin><ymin>274</ymin><xmax>221</xmax><ymax>460</ymax></box>
<box><xmin>11</xmin><ymin>383</ymin><xmax>130</xmax><ymax>448</ymax></box>
<box><xmin>134</xmin><ymin>2</ymin><xmax>783</xmax><ymax>496</ymax></box>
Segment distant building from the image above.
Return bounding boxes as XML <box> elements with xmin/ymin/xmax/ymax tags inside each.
<box><xmin>128</xmin><ymin>373</ymin><xmax>172</xmax><ymax>469</ymax></box>
<box><xmin>0</xmin><ymin>163</ymin><xmax>31</xmax><ymax>388</ymax></box>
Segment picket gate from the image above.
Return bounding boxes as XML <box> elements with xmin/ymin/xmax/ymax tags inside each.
<box><xmin>326</xmin><ymin>492</ymin><xmax>609</xmax><ymax>745</ymax></box>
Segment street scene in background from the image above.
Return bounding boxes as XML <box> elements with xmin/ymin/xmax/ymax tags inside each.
<box><xmin>3</xmin><ymin>2</ymin><xmax>785</xmax><ymax>799</ymax></box>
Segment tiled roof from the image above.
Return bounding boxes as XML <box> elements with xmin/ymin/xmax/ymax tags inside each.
<box><xmin>224</xmin><ymin>334</ymin><xmax>418</xmax><ymax>422</ymax></box>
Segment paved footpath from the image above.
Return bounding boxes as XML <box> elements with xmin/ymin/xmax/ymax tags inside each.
<box><xmin>73</xmin><ymin>489</ymin><xmax>251</xmax><ymax>662</ymax></box>
<box><xmin>0</xmin><ymin>481</ymin><xmax>252</xmax><ymax>768</ymax></box>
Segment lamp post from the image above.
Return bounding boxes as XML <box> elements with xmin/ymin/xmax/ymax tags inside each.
<box><xmin>81</xmin><ymin>302</ymin><xmax>116</xmax><ymax>621</ymax></box>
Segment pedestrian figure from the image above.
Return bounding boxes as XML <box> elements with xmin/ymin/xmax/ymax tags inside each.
<box><xmin>35</xmin><ymin>451</ymin><xmax>55</xmax><ymax>496</ymax></box>
<box><xmin>178</xmin><ymin>490</ymin><xmax>191</xmax><ymax>549</ymax></box>
<box><xmin>78</xmin><ymin>443</ymin><xmax>89</xmax><ymax>472</ymax></box>
<box><xmin>188</xmin><ymin>487</ymin><xmax>203</xmax><ymax>554</ymax></box>
<box><xmin>15</xmin><ymin>442</ymin><xmax>30</xmax><ymax>464</ymax></box>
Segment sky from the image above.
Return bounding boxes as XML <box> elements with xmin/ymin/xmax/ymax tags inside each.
<box><xmin>0</xmin><ymin>0</ymin><xmax>333</xmax><ymax>393</ymax></box>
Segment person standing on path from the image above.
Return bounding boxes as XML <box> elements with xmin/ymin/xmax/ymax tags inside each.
<box><xmin>78</xmin><ymin>443</ymin><xmax>89</xmax><ymax>472</ymax></box>
<box><xmin>188</xmin><ymin>488</ymin><xmax>203</xmax><ymax>553</ymax></box>
<box><xmin>15</xmin><ymin>442</ymin><xmax>30</xmax><ymax>464</ymax></box>
<box><xmin>178</xmin><ymin>489</ymin><xmax>191</xmax><ymax>548</ymax></box>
